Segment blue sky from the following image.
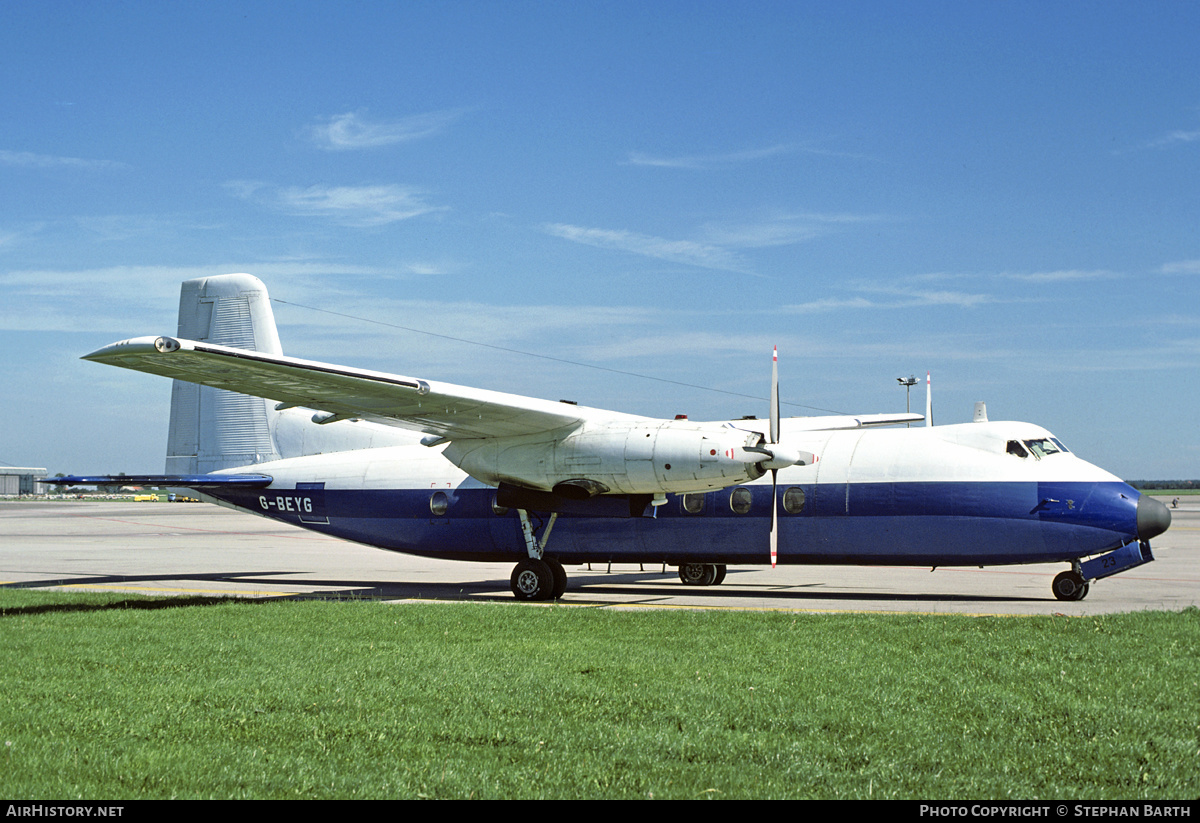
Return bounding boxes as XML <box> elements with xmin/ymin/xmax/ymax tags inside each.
<box><xmin>2</xmin><ymin>1</ymin><xmax>1197</xmax><ymax>479</ymax></box>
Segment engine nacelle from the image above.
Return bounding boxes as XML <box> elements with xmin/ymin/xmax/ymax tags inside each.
<box><xmin>443</xmin><ymin>420</ymin><xmax>767</xmax><ymax>495</ymax></box>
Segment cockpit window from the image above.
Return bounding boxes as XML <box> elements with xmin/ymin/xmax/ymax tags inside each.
<box><xmin>1007</xmin><ymin>440</ymin><xmax>1029</xmax><ymax>458</ymax></box>
<box><xmin>1050</xmin><ymin>437</ymin><xmax>1070</xmax><ymax>454</ymax></box>
<box><xmin>1024</xmin><ymin>438</ymin><xmax>1062</xmax><ymax>459</ymax></box>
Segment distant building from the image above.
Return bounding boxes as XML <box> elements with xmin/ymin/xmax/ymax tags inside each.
<box><xmin>0</xmin><ymin>467</ymin><xmax>49</xmax><ymax>496</ymax></box>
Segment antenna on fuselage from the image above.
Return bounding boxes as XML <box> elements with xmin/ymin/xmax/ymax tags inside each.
<box><xmin>925</xmin><ymin>371</ymin><xmax>933</xmax><ymax>427</ymax></box>
<box><xmin>974</xmin><ymin>402</ymin><xmax>988</xmax><ymax>423</ymax></box>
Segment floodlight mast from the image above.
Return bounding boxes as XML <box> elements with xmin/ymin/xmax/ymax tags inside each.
<box><xmin>897</xmin><ymin>375</ymin><xmax>918</xmax><ymax>427</ymax></box>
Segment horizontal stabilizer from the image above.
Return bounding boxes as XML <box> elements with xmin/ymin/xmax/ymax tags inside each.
<box><xmin>45</xmin><ymin>474</ymin><xmax>274</xmax><ymax>488</ymax></box>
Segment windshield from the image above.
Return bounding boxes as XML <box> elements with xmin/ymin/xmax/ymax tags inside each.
<box><xmin>1024</xmin><ymin>438</ymin><xmax>1062</xmax><ymax>459</ymax></box>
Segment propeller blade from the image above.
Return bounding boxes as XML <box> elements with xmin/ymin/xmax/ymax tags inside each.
<box><xmin>770</xmin><ymin>345</ymin><xmax>780</xmax><ymax>445</ymax></box>
<box><xmin>770</xmin><ymin>345</ymin><xmax>779</xmax><ymax>568</ymax></box>
<box><xmin>770</xmin><ymin>468</ymin><xmax>778</xmax><ymax>568</ymax></box>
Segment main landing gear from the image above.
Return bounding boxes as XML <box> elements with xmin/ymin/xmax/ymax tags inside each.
<box><xmin>509</xmin><ymin>509</ymin><xmax>566</xmax><ymax>602</ymax></box>
<box><xmin>510</xmin><ymin>556</ymin><xmax>568</xmax><ymax>601</ymax></box>
<box><xmin>677</xmin><ymin>563</ymin><xmax>727</xmax><ymax>587</ymax></box>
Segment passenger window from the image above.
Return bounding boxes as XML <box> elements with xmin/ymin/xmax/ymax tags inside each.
<box><xmin>429</xmin><ymin>491</ymin><xmax>449</xmax><ymax>516</ymax></box>
<box><xmin>782</xmin><ymin>487</ymin><xmax>806</xmax><ymax>514</ymax></box>
<box><xmin>682</xmin><ymin>493</ymin><xmax>705</xmax><ymax>514</ymax></box>
<box><xmin>729</xmin><ymin>487</ymin><xmax>752</xmax><ymax>514</ymax></box>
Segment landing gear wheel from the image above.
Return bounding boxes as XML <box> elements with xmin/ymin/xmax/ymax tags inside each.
<box><xmin>1052</xmin><ymin>570</ymin><xmax>1090</xmax><ymax>602</ymax></box>
<box><xmin>511</xmin><ymin>558</ymin><xmax>555</xmax><ymax>601</ymax></box>
<box><xmin>544</xmin><ymin>557</ymin><xmax>568</xmax><ymax>599</ymax></box>
<box><xmin>713</xmin><ymin>564</ymin><xmax>727</xmax><ymax>585</ymax></box>
<box><xmin>678</xmin><ymin>563</ymin><xmax>718</xmax><ymax>586</ymax></box>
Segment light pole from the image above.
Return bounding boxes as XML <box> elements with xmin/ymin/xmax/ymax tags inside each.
<box><xmin>897</xmin><ymin>375</ymin><xmax>918</xmax><ymax>427</ymax></box>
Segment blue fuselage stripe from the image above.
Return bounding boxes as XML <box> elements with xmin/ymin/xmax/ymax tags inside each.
<box><xmin>215</xmin><ymin>480</ymin><xmax>1140</xmax><ymax>567</ymax></box>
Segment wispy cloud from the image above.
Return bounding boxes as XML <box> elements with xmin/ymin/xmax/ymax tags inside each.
<box><xmin>305</xmin><ymin>109</ymin><xmax>466</xmax><ymax>151</ymax></box>
<box><xmin>0</xmin><ymin>149</ymin><xmax>125</xmax><ymax>171</ymax></box>
<box><xmin>780</xmin><ymin>267</ymin><xmax>1127</xmax><ymax>316</ymax></box>
<box><xmin>1144</xmin><ymin>128</ymin><xmax>1200</xmax><ymax>149</ymax></box>
<box><xmin>1162</xmin><ymin>259</ymin><xmax>1200</xmax><ymax>275</ymax></box>
<box><xmin>623</xmin><ymin>144</ymin><xmax>796</xmax><ymax>170</ymax></box>
<box><xmin>624</xmin><ymin>141</ymin><xmax>874</xmax><ymax>170</ymax></box>
<box><xmin>227</xmin><ymin>181</ymin><xmax>446</xmax><ymax>227</ymax></box>
<box><xmin>783</xmin><ymin>296</ymin><xmax>879</xmax><ymax>314</ymax></box>
<box><xmin>1001</xmin><ymin>269</ymin><xmax>1119</xmax><ymax>283</ymax></box>
<box><xmin>543</xmin><ymin>223</ymin><xmax>753</xmax><ymax>274</ymax></box>
<box><xmin>544</xmin><ymin>211</ymin><xmax>881</xmax><ymax>274</ymax></box>
<box><xmin>702</xmin><ymin>211</ymin><xmax>884</xmax><ymax>248</ymax></box>
<box><xmin>784</xmin><ymin>285</ymin><xmax>1013</xmax><ymax>314</ymax></box>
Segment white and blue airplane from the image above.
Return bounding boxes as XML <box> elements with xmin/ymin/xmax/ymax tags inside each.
<box><xmin>53</xmin><ymin>273</ymin><xmax>1170</xmax><ymax>602</ymax></box>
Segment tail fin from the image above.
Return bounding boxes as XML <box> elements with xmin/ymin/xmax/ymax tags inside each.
<box><xmin>165</xmin><ymin>274</ymin><xmax>284</xmax><ymax>473</ymax></box>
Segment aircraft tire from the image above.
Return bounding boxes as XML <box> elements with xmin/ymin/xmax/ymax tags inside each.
<box><xmin>678</xmin><ymin>563</ymin><xmax>719</xmax><ymax>586</ymax></box>
<box><xmin>511</xmin><ymin>558</ymin><xmax>555</xmax><ymax>601</ymax></box>
<box><xmin>545</xmin><ymin>557</ymin><xmax>568</xmax><ymax>599</ymax></box>
<box><xmin>1052</xmin><ymin>570</ymin><xmax>1090</xmax><ymax>602</ymax></box>
<box><xmin>713</xmin><ymin>564</ymin><xmax>727</xmax><ymax>585</ymax></box>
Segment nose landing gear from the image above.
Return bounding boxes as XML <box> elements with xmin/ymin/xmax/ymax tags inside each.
<box><xmin>1052</xmin><ymin>569</ymin><xmax>1090</xmax><ymax>602</ymax></box>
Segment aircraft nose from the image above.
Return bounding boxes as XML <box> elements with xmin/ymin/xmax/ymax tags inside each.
<box><xmin>1137</xmin><ymin>494</ymin><xmax>1171</xmax><ymax>541</ymax></box>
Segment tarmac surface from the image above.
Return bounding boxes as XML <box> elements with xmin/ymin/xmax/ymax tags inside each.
<box><xmin>1</xmin><ymin>497</ymin><xmax>1197</xmax><ymax>615</ymax></box>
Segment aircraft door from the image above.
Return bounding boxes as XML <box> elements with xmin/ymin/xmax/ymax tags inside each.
<box><xmin>813</xmin><ymin>431</ymin><xmax>861</xmax><ymax>516</ymax></box>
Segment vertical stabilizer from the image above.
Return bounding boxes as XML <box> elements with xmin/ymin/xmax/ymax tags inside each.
<box><xmin>165</xmin><ymin>274</ymin><xmax>284</xmax><ymax>473</ymax></box>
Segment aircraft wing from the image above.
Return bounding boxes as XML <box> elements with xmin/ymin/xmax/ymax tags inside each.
<box><xmin>83</xmin><ymin>336</ymin><xmax>646</xmax><ymax>440</ymax></box>
<box><xmin>789</xmin><ymin>413</ymin><xmax>925</xmax><ymax>430</ymax></box>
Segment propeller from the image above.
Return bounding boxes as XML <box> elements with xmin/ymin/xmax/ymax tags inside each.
<box><xmin>739</xmin><ymin>346</ymin><xmax>817</xmax><ymax>567</ymax></box>
<box><xmin>729</xmin><ymin>347</ymin><xmax>817</xmax><ymax>566</ymax></box>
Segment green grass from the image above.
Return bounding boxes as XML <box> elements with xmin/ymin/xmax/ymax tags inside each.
<box><xmin>1</xmin><ymin>590</ymin><xmax>1196</xmax><ymax>799</ymax></box>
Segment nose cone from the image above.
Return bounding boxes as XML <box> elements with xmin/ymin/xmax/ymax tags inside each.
<box><xmin>1137</xmin><ymin>494</ymin><xmax>1171</xmax><ymax>541</ymax></box>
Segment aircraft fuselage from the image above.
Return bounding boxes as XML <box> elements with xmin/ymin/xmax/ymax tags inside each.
<box><xmin>201</xmin><ymin>420</ymin><xmax>1157</xmax><ymax>570</ymax></box>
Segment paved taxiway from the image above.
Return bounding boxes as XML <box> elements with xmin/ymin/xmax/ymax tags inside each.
<box><xmin>1</xmin><ymin>498</ymin><xmax>1196</xmax><ymax>615</ymax></box>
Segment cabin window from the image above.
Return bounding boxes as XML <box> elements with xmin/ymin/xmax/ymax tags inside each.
<box><xmin>729</xmin><ymin>487</ymin><xmax>752</xmax><ymax>514</ymax></box>
<box><xmin>681</xmin><ymin>493</ymin><xmax>705</xmax><ymax>514</ymax></box>
<box><xmin>782</xmin><ymin>486</ymin><xmax>806</xmax><ymax>514</ymax></box>
<box><xmin>1007</xmin><ymin>440</ymin><xmax>1029</xmax><ymax>458</ymax></box>
<box><xmin>429</xmin><ymin>491</ymin><xmax>449</xmax><ymax>516</ymax></box>
<box><xmin>491</xmin><ymin>495</ymin><xmax>508</xmax><ymax>516</ymax></box>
